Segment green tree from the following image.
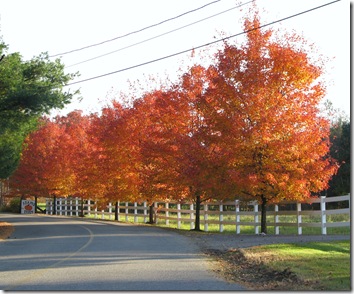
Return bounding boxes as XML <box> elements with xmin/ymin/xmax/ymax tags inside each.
<box><xmin>0</xmin><ymin>40</ymin><xmax>79</xmax><ymax>179</ymax></box>
<box><xmin>327</xmin><ymin>119</ymin><xmax>350</xmax><ymax>197</ymax></box>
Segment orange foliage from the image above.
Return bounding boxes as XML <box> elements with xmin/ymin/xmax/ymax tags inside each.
<box><xmin>9</xmin><ymin>8</ymin><xmax>338</xmax><ymax>227</ymax></box>
<box><xmin>207</xmin><ymin>13</ymin><xmax>338</xmax><ymax>205</ymax></box>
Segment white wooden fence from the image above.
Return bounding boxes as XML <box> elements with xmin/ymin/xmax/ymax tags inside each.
<box><xmin>45</xmin><ymin>194</ymin><xmax>350</xmax><ymax>235</ymax></box>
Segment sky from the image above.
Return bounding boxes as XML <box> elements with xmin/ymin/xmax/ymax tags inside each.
<box><xmin>0</xmin><ymin>0</ymin><xmax>350</xmax><ymax>117</ymax></box>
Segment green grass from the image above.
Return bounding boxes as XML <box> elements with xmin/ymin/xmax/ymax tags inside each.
<box><xmin>41</xmin><ymin>202</ymin><xmax>350</xmax><ymax>235</ymax></box>
<box><xmin>80</xmin><ymin>211</ymin><xmax>350</xmax><ymax>235</ymax></box>
<box><xmin>245</xmin><ymin>240</ymin><xmax>351</xmax><ymax>290</ymax></box>
<box><xmin>37</xmin><ymin>203</ymin><xmax>46</xmax><ymax>210</ymax></box>
<box><xmin>153</xmin><ymin>212</ymin><xmax>350</xmax><ymax>235</ymax></box>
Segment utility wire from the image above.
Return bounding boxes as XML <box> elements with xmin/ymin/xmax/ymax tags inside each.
<box><xmin>65</xmin><ymin>0</ymin><xmax>341</xmax><ymax>87</ymax></box>
<box><xmin>66</xmin><ymin>1</ymin><xmax>253</xmax><ymax>68</ymax></box>
<box><xmin>50</xmin><ymin>0</ymin><xmax>221</xmax><ymax>57</ymax></box>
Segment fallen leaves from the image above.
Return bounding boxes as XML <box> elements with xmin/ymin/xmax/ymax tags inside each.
<box><xmin>204</xmin><ymin>247</ymin><xmax>321</xmax><ymax>290</ymax></box>
<box><xmin>0</xmin><ymin>222</ymin><xmax>14</xmax><ymax>240</ymax></box>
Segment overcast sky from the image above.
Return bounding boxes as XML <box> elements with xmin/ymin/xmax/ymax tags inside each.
<box><xmin>0</xmin><ymin>0</ymin><xmax>350</xmax><ymax>117</ymax></box>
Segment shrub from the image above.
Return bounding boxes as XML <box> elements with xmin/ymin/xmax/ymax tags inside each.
<box><xmin>0</xmin><ymin>197</ymin><xmax>21</xmax><ymax>213</ymax></box>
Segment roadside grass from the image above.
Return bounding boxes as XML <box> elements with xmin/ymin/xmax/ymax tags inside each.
<box><xmin>37</xmin><ymin>203</ymin><xmax>46</xmax><ymax>210</ymax></box>
<box><xmin>81</xmin><ymin>211</ymin><xmax>350</xmax><ymax>235</ymax></box>
<box><xmin>40</xmin><ymin>202</ymin><xmax>349</xmax><ymax>235</ymax></box>
<box><xmin>242</xmin><ymin>240</ymin><xmax>351</xmax><ymax>290</ymax></box>
<box><xmin>153</xmin><ymin>213</ymin><xmax>350</xmax><ymax>235</ymax></box>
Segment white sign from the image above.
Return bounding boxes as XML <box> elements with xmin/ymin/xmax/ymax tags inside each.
<box><xmin>21</xmin><ymin>200</ymin><xmax>35</xmax><ymax>214</ymax></box>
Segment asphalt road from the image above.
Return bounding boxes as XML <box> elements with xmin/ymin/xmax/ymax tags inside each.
<box><xmin>0</xmin><ymin>213</ymin><xmax>245</xmax><ymax>291</ymax></box>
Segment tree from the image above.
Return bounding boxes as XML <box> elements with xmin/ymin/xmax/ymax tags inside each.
<box><xmin>89</xmin><ymin>102</ymin><xmax>141</xmax><ymax>207</ymax></box>
<box><xmin>0</xmin><ymin>40</ymin><xmax>79</xmax><ymax>179</ymax></box>
<box><xmin>10</xmin><ymin>111</ymin><xmax>93</xmax><ymax>203</ymax></box>
<box><xmin>5</xmin><ymin>9</ymin><xmax>339</xmax><ymax>235</ymax></box>
<box><xmin>126</xmin><ymin>88</ymin><xmax>185</xmax><ymax>223</ymax></box>
<box><xmin>50</xmin><ymin>111</ymin><xmax>93</xmax><ymax>198</ymax></box>
<box><xmin>72</xmin><ymin>112</ymin><xmax>107</xmax><ymax>206</ymax></box>
<box><xmin>174</xmin><ymin>65</ymin><xmax>238</xmax><ymax>230</ymax></box>
<box><xmin>0</xmin><ymin>115</ymin><xmax>37</xmax><ymax>179</ymax></box>
<box><xmin>201</xmin><ymin>11</ymin><xmax>338</xmax><ymax>233</ymax></box>
<box><xmin>326</xmin><ymin>119</ymin><xmax>350</xmax><ymax>197</ymax></box>
<box><xmin>9</xmin><ymin>119</ymin><xmax>64</xmax><ymax>198</ymax></box>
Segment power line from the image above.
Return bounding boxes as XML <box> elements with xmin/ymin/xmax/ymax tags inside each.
<box><xmin>49</xmin><ymin>0</ymin><xmax>222</xmax><ymax>58</ymax></box>
<box><xmin>66</xmin><ymin>1</ymin><xmax>253</xmax><ymax>68</ymax></box>
<box><xmin>65</xmin><ymin>0</ymin><xmax>341</xmax><ymax>87</ymax></box>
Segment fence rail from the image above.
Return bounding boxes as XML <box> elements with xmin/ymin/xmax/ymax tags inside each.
<box><xmin>45</xmin><ymin>194</ymin><xmax>350</xmax><ymax>235</ymax></box>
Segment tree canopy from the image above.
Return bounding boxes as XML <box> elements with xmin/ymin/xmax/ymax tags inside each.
<box><xmin>9</xmin><ymin>9</ymin><xmax>339</xmax><ymax>233</ymax></box>
<box><xmin>327</xmin><ymin>119</ymin><xmax>350</xmax><ymax>197</ymax></box>
<box><xmin>0</xmin><ymin>40</ymin><xmax>79</xmax><ymax>179</ymax></box>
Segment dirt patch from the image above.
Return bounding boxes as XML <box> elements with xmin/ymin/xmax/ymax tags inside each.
<box><xmin>0</xmin><ymin>222</ymin><xmax>14</xmax><ymax>240</ymax></box>
<box><xmin>204</xmin><ymin>248</ymin><xmax>323</xmax><ymax>291</ymax></box>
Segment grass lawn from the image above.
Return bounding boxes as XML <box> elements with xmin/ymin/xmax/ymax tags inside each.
<box><xmin>81</xmin><ymin>211</ymin><xmax>350</xmax><ymax>235</ymax></box>
<box><xmin>154</xmin><ymin>215</ymin><xmax>351</xmax><ymax>235</ymax></box>
<box><xmin>243</xmin><ymin>240</ymin><xmax>351</xmax><ymax>290</ymax></box>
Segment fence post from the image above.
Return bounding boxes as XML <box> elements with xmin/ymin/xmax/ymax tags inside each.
<box><xmin>190</xmin><ymin>203</ymin><xmax>194</xmax><ymax>230</ymax></box>
<box><xmin>94</xmin><ymin>205</ymin><xmax>98</xmax><ymax>219</ymax></box>
<box><xmin>204</xmin><ymin>203</ymin><xmax>209</xmax><ymax>232</ymax></box>
<box><xmin>219</xmin><ymin>202</ymin><xmax>224</xmax><ymax>233</ymax></box>
<box><xmin>108</xmin><ymin>203</ymin><xmax>112</xmax><ymax>220</ymax></box>
<box><xmin>125</xmin><ymin>202</ymin><xmax>129</xmax><ymax>222</ymax></box>
<box><xmin>143</xmin><ymin>202</ymin><xmax>147</xmax><ymax>223</ymax></box>
<box><xmin>177</xmin><ymin>203</ymin><xmax>181</xmax><ymax>229</ymax></box>
<box><xmin>76</xmin><ymin>198</ymin><xmax>79</xmax><ymax>217</ymax></box>
<box><xmin>65</xmin><ymin>199</ymin><xmax>68</xmax><ymax>216</ymax></box>
<box><xmin>87</xmin><ymin>200</ymin><xmax>91</xmax><ymax>216</ymax></box>
<box><xmin>320</xmin><ymin>196</ymin><xmax>327</xmax><ymax>235</ymax></box>
<box><xmin>154</xmin><ymin>202</ymin><xmax>158</xmax><ymax>224</ymax></box>
<box><xmin>59</xmin><ymin>198</ymin><xmax>62</xmax><ymax>215</ymax></box>
<box><xmin>46</xmin><ymin>199</ymin><xmax>49</xmax><ymax>215</ymax></box>
<box><xmin>297</xmin><ymin>203</ymin><xmax>302</xmax><ymax>235</ymax></box>
<box><xmin>235</xmin><ymin>200</ymin><xmax>240</xmax><ymax>234</ymax></box>
<box><xmin>254</xmin><ymin>202</ymin><xmax>259</xmax><ymax>234</ymax></box>
<box><xmin>134</xmin><ymin>202</ymin><xmax>138</xmax><ymax>223</ymax></box>
<box><xmin>117</xmin><ymin>201</ymin><xmax>121</xmax><ymax>221</ymax></box>
<box><xmin>165</xmin><ymin>203</ymin><xmax>169</xmax><ymax>226</ymax></box>
<box><xmin>274</xmin><ymin>204</ymin><xmax>279</xmax><ymax>235</ymax></box>
<box><xmin>70</xmin><ymin>199</ymin><xmax>73</xmax><ymax>216</ymax></box>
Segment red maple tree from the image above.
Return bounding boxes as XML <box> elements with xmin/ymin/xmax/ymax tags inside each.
<box><xmin>200</xmin><ymin>11</ymin><xmax>339</xmax><ymax>233</ymax></box>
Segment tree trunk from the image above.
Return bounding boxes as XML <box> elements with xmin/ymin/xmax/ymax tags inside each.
<box><xmin>53</xmin><ymin>195</ymin><xmax>57</xmax><ymax>215</ymax></box>
<box><xmin>193</xmin><ymin>191</ymin><xmax>202</xmax><ymax>231</ymax></box>
<box><xmin>114</xmin><ymin>201</ymin><xmax>118</xmax><ymax>221</ymax></box>
<box><xmin>20</xmin><ymin>194</ymin><xmax>24</xmax><ymax>213</ymax></box>
<box><xmin>147</xmin><ymin>204</ymin><xmax>155</xmax><ymax>224</ymax></box>
<box><xmin>260</xmin><ymin>196</ymin><xmax>267</xmax><ymax>234</ymax></box>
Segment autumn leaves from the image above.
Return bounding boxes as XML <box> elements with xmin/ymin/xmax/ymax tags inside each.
<box><xmin>10</xmin><ymin>14</ymin><xmax>338</xmax><ymax>232</ymax></box>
